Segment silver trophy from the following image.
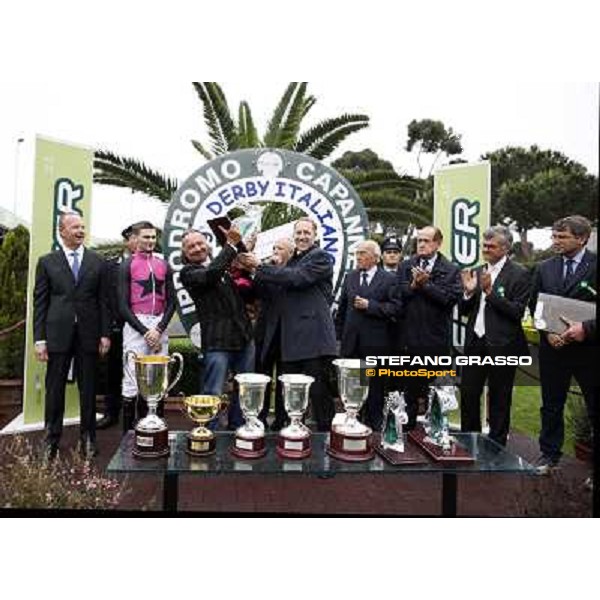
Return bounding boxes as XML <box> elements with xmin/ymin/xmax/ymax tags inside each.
<box><xmin>277</xmin><ymin>374</ymin><xmax>314</xmax><ymax>459</ymax></box>
<box><xmin>232</xmin><ymin>373</ymin><xmax>271</xmax><ymax>459</ymax></box>
<box><xmin>381</xmin><ymin>391</ymin><xmax>409</xmax><ymax>453</ymax></box>
<box><xmin>328</xmin><ymin>359</ymin><xmax>374</xmax><ymax>462</ymax></box>
<box><xmin>424</xmin><ymin>386</ymin><xmax>458</xmax><ymax>452</ymax></box>
<box><xmin>125</xmin><ymin>352</ymin><xmax>184</xmax><ymax>458</ymax></box>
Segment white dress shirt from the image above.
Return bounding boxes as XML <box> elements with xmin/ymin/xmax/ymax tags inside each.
<box><xmin>473</xmin><ymin>256</ymin><xmax>508</xmax><ymax>338</ymax></box>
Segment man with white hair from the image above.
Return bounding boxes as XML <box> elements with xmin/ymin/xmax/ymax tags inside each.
<box><xmin>336</xmin><ymin>240</ymin><xmax>402</xmax><ymax>430</ymax></box>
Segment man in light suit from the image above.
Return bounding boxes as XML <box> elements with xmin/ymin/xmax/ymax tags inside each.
<box><xmin>34</xmin><ymin>213</ymin><xmax>111</xmax><ymax>460</ymax></box>
<box><xmin>336</xmin><ymin>240</ymin><xmax>402</xmax><ymax>430</ymax></box>
<box><xmin>529</xmin><ymin>215</ymin><xmax>597</xmax><ymax>474</ymax></box>
<box><xmin>243</xmin><ymin>218</ymin><xmax>337</xmax><ymax>432</ymax></box>
<box><xmin>398</xmin><ymin>226</ymin><xmax>462</xmax><ymax>429</ymax></box>
<box><xmin>459</xmin><ymin>226</ymin><xmax>531</xmax><ymax>447</ymax></box>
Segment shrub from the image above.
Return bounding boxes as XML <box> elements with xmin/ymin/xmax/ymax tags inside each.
<box><xmin>168</xmin><ymin>337</ymin><xmax>201</xmax><ymax>396</ymax></box>
<box><xmin>0</xmin><ymin>436</ymin><xmax>122</xmax><ymax>510</ymax></box>
<box><xmin>0</xmin><ymin>226</ymin><xmax>29</xmax><ymax>379</ymax></box>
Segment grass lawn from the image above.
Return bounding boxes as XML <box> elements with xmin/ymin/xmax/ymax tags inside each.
<box><xmin>450</xmin><ymin>386</ymin><xmax>582</xmax><ymax>457</ymax></box>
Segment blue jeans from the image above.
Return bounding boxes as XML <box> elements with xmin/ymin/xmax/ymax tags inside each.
<box><xmin>202</xmin><ymin>344</ymin><xmax>255</xmax><ymax>429</ymax></box>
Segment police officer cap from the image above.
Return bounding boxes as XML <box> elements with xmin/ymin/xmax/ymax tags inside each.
<box><xmin>381</xmin><ymin>237</ymin><xmax>401</xmax><ymax>252</ymax></box>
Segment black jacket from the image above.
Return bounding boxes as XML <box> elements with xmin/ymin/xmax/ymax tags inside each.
<box><xmin>529</xmin><ymin>250</ymin><xmax>597</xmax><ymax>352</ymax></box>
<box><xmin>398</xmin><ymin>253</ymin><xmax>462</xmax><ymax>351</ymax></box>
<box><xmin>181</xmin><ymin>245</ymin><xmax>253</xmax><ymax>352</ymax></box>
<box><xmin>459</xmin><ymin>259</ymin><xmax>531</xmax><ymax>353</ymax></box>
<box><xmin>33</xmin><ymin>248</ymin><xmax>110</xmax><ymax>353</ymax></box>
<box><xmin>336</xmin><ymin>268</ymin><xmax>401</xmax><ymax>357</ymax></box>
<box><xmin>254</xmin><ymin>246</ymin><xmax>337</xmax><ymax>362</ymax></box>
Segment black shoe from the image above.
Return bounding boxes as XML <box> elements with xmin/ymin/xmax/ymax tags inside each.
<box><xmin>43</xmin><ymin>444</ymin><xmax>59</xmax><ymax>463</ymax></box>
<box><xmin>96</xmin><ymin>414</ymin><xmax>118</xmax><ymax>430</ymax></box>
<box><xmin>78</xmin><ymin>439</ymin><xmax>99</xmax><ymax>460</ymax></box>
<box><xmin>535</xmin><ymin>455</ymin><xmax>559</xmax><ymax>476</ymax></box>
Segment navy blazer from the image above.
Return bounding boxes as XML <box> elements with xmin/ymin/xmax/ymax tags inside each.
<box><xmin>459</xmin><ymin>259</ymin><xmax>531</xmax><ymax>353</ymax></box>
<box><xmin>33</xmin><ymin>248</ymin><xmax>110</xmax><ymax>353</ymax></box>
<box><xmin>336</xmin><ymin>268</ymin><xmax>401</xmax><ymax>357</ymax></box>
<box><xmin>254</xmin><ymin>246</ymin><xmax>337</xmax><ymax>363</ymax></box>
<box><xmin>529</xmin><ymin>250</ymin><xmax>597</xmax><ymax>350</ymax></box>
<box><xmin>398</xmin><ymin>253</ymin><xmax>462</xmax><ymax>351</ymax></box>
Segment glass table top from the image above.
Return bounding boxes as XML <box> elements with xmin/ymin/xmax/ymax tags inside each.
<box><xmin>107</xmin><ymin>432</ymin><xmax>535</xmax><ymax>476</ymax></box>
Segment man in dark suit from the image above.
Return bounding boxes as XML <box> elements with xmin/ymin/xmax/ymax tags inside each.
<box><xmin>244</xmin><ymin>218</ymin><xmax>337</xmax><ymax>432</ymax></box>
<box><xmin>255</xmin><ymin>237</ymin><xmax>294</xmax><ymax>430</ymax></box>
<box><xmin>398</xmin><ymin>226</ymin><xmax>462</xmax><ymax>429</ymax></box>
<box><xmin>459</xmin><ymin>226</ymin><xmax>531</xmax><ymax>446</ymax></box>
<box><xmin>336</xmin><ymin>240</ymin><xmax>402</xmax><ymax>430</ymax></box>
<box><xmin>181</xmin><ymin>226</ymin><xmax>254</xmax><ymax>429</ymax></box>
<box><xmin>96</xmin><ymin>223</ymin><xmax>138</xmax><ymax>432</ymax></box>
<box><xmin>33</xmin><ymin>213</ymin><xmax>111</xmax><ymax>460</ymax></box>
<box><xmin>529</xmin><ymin>215</ymin><xmax>597</xmax><ymax>474</ymax></box>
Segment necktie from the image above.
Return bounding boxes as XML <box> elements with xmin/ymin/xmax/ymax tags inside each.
<box><xmin>71</xmin><ymin>251</ymin><xmax>80</xmax><ymax>282</ymax></box>
<box><xmin>564</xmin><ymin>259</ymin><xmax>575</xmax><ymax>288</ymax></box>
<box><xmin>361</xmin><ymin>272</ymin><xmax>369</xmax><ymax>287</ymax></box>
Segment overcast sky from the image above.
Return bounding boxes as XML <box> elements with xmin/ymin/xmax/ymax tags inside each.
<box><xmin>1</xmin><ymin>81</ymin><xmax>597</xmax><ymax>243</ymax></box>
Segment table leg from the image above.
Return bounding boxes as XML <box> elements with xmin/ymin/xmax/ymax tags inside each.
<box><xmin>163</xmin><ymin>473</ymin><xmax>179</xmax><ymax>512</ymax></box>
<box><xmin>442</xmin><ymin>473</ymin><xmax>457</xmax><ymax>517</ymax></box>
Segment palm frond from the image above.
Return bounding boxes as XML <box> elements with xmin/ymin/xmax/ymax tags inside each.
<box><xmin>264</xmin><ymin>83</ymin><xmax>299</xmax><ymax>147</ymax></box>
<box><xmin>192</xmin><ymin>82</ymin><xmax>228</xmax><ymax>155</ymax></box>
<box><xmin>94</xmin><ymin>150</ymin><xmax>178</xmax><ymax>203</ymax></box>
<box><xmin>303</xmin><ymin>96</ymin><xmax>317</xmax><ymax>118</ymax></box>
<box><xmin>305</xmin><ymin>122</ymin><xmax>370</xmax><ymax>161</ymax></box>
<box><xmin>191</xmin><ymin>139</ymin><xmax>214</xmax><ymax>161</ymax></box>
<box><xmin>296</xmin><ymin>114</ymin><xmax>370</xmax><ymax>154</ymax></box>
<box><xmin>278</xmin><ymin>82</ymin><xmax>308</xmax><ymax>149</ymax></box>
<box><xmin>205</xmin><ymin>83</ymin><xmax>239</xmax><ymax>150</ymax></box>
<box><xmin>238</xmin><ymin>101</ymin><xmax>261</xmax><ymax>149</ymax></box>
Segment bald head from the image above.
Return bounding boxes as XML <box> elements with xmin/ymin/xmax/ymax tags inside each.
<box><xmin>59</xmin><ymin>213</ymin><xmax>85</xmax><ymax>250</ymax></box>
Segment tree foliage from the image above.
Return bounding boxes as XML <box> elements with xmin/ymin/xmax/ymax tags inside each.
<box><xmin>94</xmin><ymin>83</ymin><xmax>370</xmax><ymax>230</ymax></box>
<box><xmin>333</xmin><ymin>149</ymin><xmax>432</xmax><ymax>233</ymax></box>
<box><xmin>482</xmin><ymin>145</ymin><xmax>598</xmax><ymax>257</ymax></box>
<box><xmin>0</xmin><ymin>226</ymin><xmax>29</xmax><ymax>379</ymax></box>
<box><xmin>406</xmin><ymin>119</ymin><xmax>463</xmax><ymax>177</ymax></box>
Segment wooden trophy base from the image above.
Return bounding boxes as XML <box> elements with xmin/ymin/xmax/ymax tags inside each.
<box><xmin>327</xmin><ymin>426</ymin><xmax>375</xmax><ymax>463</ymax></box>
<box><xmin>230</xmin><ymin>434</ymin><xmax>267</xmax><ymax>460</ymax></box>
<box><xmin>277</xmin><ymin>434</ymin><xmax>311</xmax><ymax>460</ymax></box>
<box><xmin>186</xmin><ymin>433</ymin><xmax>217</xmax><ymax>457</ymax></box>
<box><xmin>408</xmin><ymin>427</ymin><xmax>475</xmax><ymax>463</ymax></box>
<box><xmin>373</xmin><ymin>433</ymin><xmax>429</xmax><ymax>465</ymax></box>
<box><xmin>133</xmin><ymin>428</ymin><xmax>170</xmax><ymax>459</ymax></box>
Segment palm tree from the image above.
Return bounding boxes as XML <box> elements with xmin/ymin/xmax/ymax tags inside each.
<box><xmin>94</xmin><ymin>83</ymin><xmax>370</xmax><ymax>215</ymax></box>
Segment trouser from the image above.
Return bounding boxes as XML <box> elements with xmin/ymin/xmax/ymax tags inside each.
<box><xmin>281</xmin><ymin>357</ymin><xmax>336</xmax><ymax>432</ymax></box>
<box><xmin>459</xmin><ymin>337</ymin><xmax>517</xmax><ymax>447</ymax></box>
<box><xmin>104</xmin><ymin>328</ymin><xmax>123</xmax><ymax>417</ymax></box>
<box><xmin>202</xmin><ymin>343</ymin><xmax>256</xmax><ymax>430</ymax></box>
<box><xmin>257</xmin><ymin>338</ymin><xmax>286</xmax><ymax>426</ymax></box>
<box><xmin>45</xmin><ymin>329</ymin><xmax>97</xmax><ymax>448</ymax></box>
<box><xmin>538</xmin><ymin>343</ymin><xmax>597</xmax><ymax>461</ymax></box>
<box><xmin>122</xmin><ymin>315</ymin><xmax>169</xmax><ymax>397</ymax></box>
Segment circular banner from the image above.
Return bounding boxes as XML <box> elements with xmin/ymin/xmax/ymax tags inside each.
<box><xmin>163</xmin><ymin>148</ymin><xmax>369</xmax><ymax>345</ymax></box>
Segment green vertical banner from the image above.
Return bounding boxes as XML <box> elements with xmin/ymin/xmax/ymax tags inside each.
<box><xmin>22</xmin><ymin>137</ymin><xmax>94</xmax><ymax>425</ymax></box>
<box><xmin>434</xmin><ymin>162</ymin><xmax>491</xmax><ymax>347</ymax></box>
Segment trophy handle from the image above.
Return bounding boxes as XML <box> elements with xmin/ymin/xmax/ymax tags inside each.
<box><xmin>166</xmin><ymin>352</ymin><xmax>184</xmax><ymax>396</ymax></box>
<box><xmin>124</xmin><ymin>350</ymin><xmax>138</xmax><ymax>386</ymax></box>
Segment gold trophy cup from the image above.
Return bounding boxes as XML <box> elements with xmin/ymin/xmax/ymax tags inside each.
<box><xmin>183</xmin><ymin>395</ymin><xmax>228</xmax><ymax>457</ymax></box>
